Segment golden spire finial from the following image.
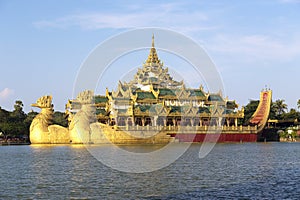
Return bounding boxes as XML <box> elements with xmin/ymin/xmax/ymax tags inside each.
<box><xmin>144</xmin><ymin>34</ymin><xmax>161</xmax><ymax>66</ymax></box>
<box><xmin>152</xmin><ymin>34</ymin><xmax>155</xmax><ymax>48</ymax></box>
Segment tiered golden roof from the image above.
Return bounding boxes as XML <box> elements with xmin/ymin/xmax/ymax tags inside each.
<box><xmin>67</xmin><ymin>35</ymin><xmax>244</xmax><ymax>127</ymax></box>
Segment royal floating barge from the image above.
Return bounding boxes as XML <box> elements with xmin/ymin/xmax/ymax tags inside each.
<box><xmin>29</xmin><ymin>35</ymin><xmax>272</xmax><ymax>144</ymax></box>
<box><xmin>64</xmin><ymin>35</ymin><xmax>272</xmax><ymax>144</ymax></box>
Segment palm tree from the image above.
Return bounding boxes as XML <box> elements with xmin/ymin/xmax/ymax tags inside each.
<box><xmin>273</xmin><ymin>99</ymin><xmax>288</xmax><ymax>118</ymax></box>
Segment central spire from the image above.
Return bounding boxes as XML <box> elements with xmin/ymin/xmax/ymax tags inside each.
<box><xmin>152</xmin><ymin>34</ymin><xmax>155</xmax><ymax>48</ymax></box>
<box><xmin>127</xmin><ymin>34</ymin><xmax>182</xmax><ymax>89</ymax></box>
<box><xmin>145</xmin><ymin>34</ymin><xmax>161</xmax><ymax>66</ymax></box>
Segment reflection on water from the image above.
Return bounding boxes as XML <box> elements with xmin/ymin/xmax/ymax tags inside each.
<box><xmin>0</xmin><ymin>143</ymin><xmax>300</xmax><ymax>199</ymax></box>
<box><xmin>88</xmin><ymin>143</ymin><xmax>191</xmax><ymax>173</ymax></box>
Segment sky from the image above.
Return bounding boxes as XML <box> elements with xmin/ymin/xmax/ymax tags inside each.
<box><xmin>0</xmin><ymin>0</ymin><xmax>300</xmax><ymax>112</ymax></box>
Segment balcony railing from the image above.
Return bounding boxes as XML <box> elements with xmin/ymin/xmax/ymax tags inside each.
<box><xmin>111</xmin><ymin>124</ymin><xmax>258</xmax><ymax>133</ymax></box>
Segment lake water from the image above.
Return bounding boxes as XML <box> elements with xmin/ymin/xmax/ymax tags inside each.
<box><xmin>0</xmin><ymin>143</ymin><xmax>300</xmax><ymax>199</ymax></box>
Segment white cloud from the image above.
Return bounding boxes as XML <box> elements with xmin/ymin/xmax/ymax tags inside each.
<box><xmin>33</xmin><ymin>3</ymin><xmax>217</xmax><ymax>35</ymax></box>
<box><xmin>0</xmin><ymin>88</ymin><xmax>14</xmax><ymax>102</ymax></box>
<box><xmin>207</xmin><ymin>34</ymin><xmax>300</xmax><ymax>63</ymax></box>
<box><xmin>32</xmin><ymin>2</ymin><xmax>300</xmax><ymax>65</ymax></box>
<box><xmin>278</xmin><ymin>0</ymin><xmax>300</xmax><ymax>3</ymax></box>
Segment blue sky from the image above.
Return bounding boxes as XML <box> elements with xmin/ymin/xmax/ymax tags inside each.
<box><xmin>0</xmin><ymin>0</ymin><xmax>300</xmax><ymax>112</ymax></box>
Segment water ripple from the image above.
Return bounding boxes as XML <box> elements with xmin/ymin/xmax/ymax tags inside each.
<box><xmin>0</xmin><ymin>143</ymin><xmax>299</xmax><ymax>199</ymax></box>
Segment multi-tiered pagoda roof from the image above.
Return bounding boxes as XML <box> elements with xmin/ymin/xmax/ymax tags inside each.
<box><xmin>67</xmin><ymin>35</ymin><xmax>243</xmax><ymax>127</ymax></box>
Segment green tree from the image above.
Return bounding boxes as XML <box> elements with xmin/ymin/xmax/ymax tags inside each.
<box><xmin>0</xmin><ymin>107</ymin><xmax>9</xmax><ymax>123</ymax></box>
<box><xmin>269</xmin><ymin>101</ymin><xmax>277</xmax><ymax>120</ymax></box>
<box><xmin>0</xmin><ymin>122</ymin><xmax>15</xmax><ymax>137</ymax></box>
<box><xmin>14</xmin><ymin>100</ymin><xmax>24</xmax><ymax>111</ymax></box>
<box><xmin>282</xmin><ymin>108</ymin><xmax>300</xmax><ymax>121</ymax></box>
<box><xmin>0</xmin><ymin>107</ymin><xmax>9</xmax><ymax>137</ymax></box>
<box><xmin>52</xmin><ymin>111</ymin><xmax>68</xmax><ymax>127</ymax></box>
<box><xmin>297</xmin><ymin>99</ymin><xmax>300</xmax><ymax>110</ymax></box>
<box><xmin>242</xmin><ymin>100</ymin><xmax>259</xmax><ymax>124</ymax></box>
<box><xmin>0</xmin><ymin>100</ymin><xmax>28</xmax><ymax>138</ymax></box>
<box><xmin>10</xmin><ymin>100</ymin><xmax>26</xmax><ymax>123</ymax></box>
<box><xmin>272</xmin><ymin>99</ymin><xmax>288</xmax><ymax>119</ymax></box>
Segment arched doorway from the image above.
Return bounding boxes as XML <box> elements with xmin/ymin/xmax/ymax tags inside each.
<box><xmin>185</xmin><ymin>118</ymin><xmax>191</xmax><ymax>126</ymax></box>
<box><xmin>127</xmin><ymin>117</ymin><xmax>133</xmax><ymax>126</ymax></box>
<box><xmin>118</xmin><ymin>117</ymin><xmax>125</xmax><ymax>126</ymax></box>
<box><xmin>145</xmin><ymin>117</ymin><xmax>152</xmax><ymax>126</ymax></box>
<box><xmin>193</xmin><ymin>118</ymin><xmax>200</xmax><ymax>126</ymax></box>
<box><xmin>135</xmin><ymin>117</ymin><xmax>142</xmax><ymax>126</ymax></box>
<box><xmin>166</xmin><ymin>117</ymin><xmax>174</xmax><ymax>126</ymax></box>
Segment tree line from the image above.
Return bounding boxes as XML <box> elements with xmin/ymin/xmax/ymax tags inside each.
<box><xmin>0</xmin><ymin>100</ymin><xmax>67</xmax><ymax>139</ymax></box>
<box><xmin>243</xmin><ymin>99</ymin><xmax>300</xmax><ymax>125</ymax></box>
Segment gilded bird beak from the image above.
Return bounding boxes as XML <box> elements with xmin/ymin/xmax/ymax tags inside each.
<box><xmin>31</xmin><ymin>103</ymin><xmax>39</xmax><ymax>107</ymax></box>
